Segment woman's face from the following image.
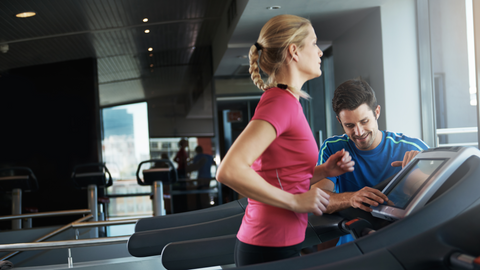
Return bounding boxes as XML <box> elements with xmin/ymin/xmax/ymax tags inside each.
<box><xmin>297</xmin><ymin>25</ymin><xmax>323</xmax><ymax>80</ymax></box>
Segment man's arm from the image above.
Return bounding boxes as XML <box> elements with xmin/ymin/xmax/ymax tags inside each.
<box><xmin>186</xmin><ymin>156</ymin><xmax>207</xmax><ymax>173</ymax></box>
<box><xmin>313</xmin><ymin>178</ymin><xmax>388</xmax><ymax>214</ymax></box>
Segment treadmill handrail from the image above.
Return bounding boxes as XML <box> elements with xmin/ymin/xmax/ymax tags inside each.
<box><xmin>71</xmin><ymin>218</ymin><xmax>139</xmax><ymax>228</ymax></box>
<box><xmin>134</xmin><ymin>197</ymin><xmax>248</xmax><ymax>232</ymax></box>
<box><xmin>0</xmin><ymin>214</ymin><xmax>93</xmax><ymax>261</ymax></box>
<box><xmin>128</xmin><ymin>213</ymin><xmax>244</xmax><ymax>257</ymax></box>
<box><xmin>0</xmin><ymin>167</ymin><xmax>39</xmax><ymax>192</ymax></box>
<box><xmin>162</xmin><ymin>234</ymin><xmax>237</xmax><ymax>270</ymax></box>
<box><xmin>0</xmin><ymin>236</ymin><xmax>129</xmax><ymax>252</ymax></box>
<box><xmin>136</xmin><ymin>159</ymin><xmax>178</xmax><ymax>185</ymax></box>
<box><xmin>0</xmin><ymin>209</ymin><xmax>91</xmax><ymax>221</ymax></box>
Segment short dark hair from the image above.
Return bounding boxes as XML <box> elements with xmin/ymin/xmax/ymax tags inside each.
<box><xmin>195</xmin><ymin>146</ymin><xmax>203</xmax><ymax>154</ymax></box>
<box><xmin>178</xmin><ymin>138</ymin><xmax>188</xmax><ymax>148</ymax></box>
<box><xmin>332</xmin><ymin>78</ymin><xmax>377</xmax><ymax>117</ymax></box>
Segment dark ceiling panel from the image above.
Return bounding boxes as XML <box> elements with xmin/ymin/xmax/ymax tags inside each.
<box><xmin>97</xmin><ymin>55</ymin><xmax>141</xmax><ymax>84</ymax></box>
<box><xmin>0</xmin><ymin>34</ymin><xmax>95</xmax><ymax>71</ymax></box>
<box><xmin>0</xmin><ymin>0</ymin><xmax>229</xmax><ymax>107</ymax></box>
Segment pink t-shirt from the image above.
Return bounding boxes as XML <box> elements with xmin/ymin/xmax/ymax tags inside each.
<box><xmin>236</xmin><ymin>87</ymin><xmax>318</xmax><ymax>247</ymax></box>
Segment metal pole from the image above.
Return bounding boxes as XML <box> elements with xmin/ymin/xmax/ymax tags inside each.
<box><xmin>68</xmin><ymin>248</ymin><xmax>73</xmax><ymax>268</ymax></box>
<box><xmin>87</xmin><ymin>184</ymin><xmax>98</xmax><ymax>237</ymax></box>
<box><xmin>71</xmin><ymin>218</ymin><xmax>138</xmax><ymax>228</ymax></box>
<box><xmin>212</xmin><ymin>79</ymin><xmax>223</xmax><ymax>206</ymax></box>
<box><xmin>417</xmin><ymin>0</ymin><xmax>437</xmax><ymax>147</ymax></box>
<box><xmin>153</xmin><ymin>181</ymin><xmax>165</xmax><ymax>216</ymax></box>
<box><xmin>0</xmin><ymin>235</ymin><xmax>129</xmax><ymax>252</ymax></box>
<box><xmin>0</xmin><ymin>209</ymin><xmax>91</xmax><ymax>221</ymax></box>
<box><xmin>22</xmin><ymin>216</ymin><xmax>32</xmax><ymax>229</ymax></box>
<box><xmin>0</xmin><ymin>214</ymin><xmax>93</xmax><ymax>261</ymax></box>
<box><xmin>11</xmin><ymin>188</ymin><xmax>22</xmax><ymax>230</ymax></box>
<box><xmin>473</xmin><ymin>0</ymin><xmax>480</xmax><ymax>148</ymax></box>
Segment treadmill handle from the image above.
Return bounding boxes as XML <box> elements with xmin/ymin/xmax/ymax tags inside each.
<box><xmin>341</xmin><ymin>218</ymin><xmax>373</xmax><ymax>240</ymax></box>
<box><xmin>449</xmin><ymin>252</ymin><xmax>480</xmax><ymax>270</ymax></box>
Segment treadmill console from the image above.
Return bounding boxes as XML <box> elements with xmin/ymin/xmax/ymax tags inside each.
<box><xmin>371</xmin><ymin>146</ymin><xmax>480</xmax><ymax>221</ymax></box>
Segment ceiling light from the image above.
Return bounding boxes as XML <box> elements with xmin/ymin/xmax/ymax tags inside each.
<box><xmin>0</xmin><ymin>44</ymin><xmax>9</xmax><ymax>53</ymax></box>
<box><xmin>148</xmin><ymin>47</ymin><xmax>153</xmax><ymax>51</ymax></box>
<box><xmin>144</xmin><ymin>29</ymin><xmax>150</xmax><ymax>34</ymax></box>
<box><xmin>266</xmin><ymin>6</ymin><xmax>281</xmax><ymax>10</ymax></box>
<box><xmin>143</xmin><ymin>18</ymin><xmax>148</xmax><ymax>22</ymax></box>
<box><xmin>16</xmin><ymin>12</ymin><xmax>36</xmax><ymax>18</ymax></box>
<box><xmin>237</xmin><ymin>55</ymin><xmax>247</xmax><ymax>59</ymax></box>
<box><xmin>149</xmin><ymin>64</ymin><xmax>154</xmax><ymax>68</ymax></box>
<box><xmin>149</xmin><ymin>54</ymin><xmax>153</xmax><ymax>57</ymax></box>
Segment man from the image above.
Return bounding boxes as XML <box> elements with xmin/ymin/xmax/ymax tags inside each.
<box><xmin>187</xmin><ymin>146</ymin><xmax>214</xmax><ymax>179</ymax></box>
<box><xmin>314</xmin><ymin>78</ymin><xmax>429</xmax><ymax>245</ymax></box>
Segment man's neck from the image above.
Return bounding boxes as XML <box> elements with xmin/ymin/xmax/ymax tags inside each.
<box><xmin>371</xmin><ymin>130</ymin><xmax>383</xmax><ymax>149</ymax></box>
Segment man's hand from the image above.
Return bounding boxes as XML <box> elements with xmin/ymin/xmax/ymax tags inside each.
<box><xmin>391</xmin><ymin>150</ymin><xmax>420</xmax><ymax>168</ymax></box>
<box><xmin>323</xmin><ymin>149</ymin><xmax>355</xmax><ymax>178</ymax></box>
<box><xmin>349</xmin><ymin>187</ymin><xmax>388</xmax><ymax>212</ymax></box>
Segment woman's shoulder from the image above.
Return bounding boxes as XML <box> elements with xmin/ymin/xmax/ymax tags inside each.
<box><xmin>260</xmin><ymin>88</ymin><xmax>296</xmax><ymax>104</ymax></box>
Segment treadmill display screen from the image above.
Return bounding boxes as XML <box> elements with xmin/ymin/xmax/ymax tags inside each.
<box><xmin>385</xmin><ymin>159</ymin><xmax>446</xmax><ymax>209</ymax></box>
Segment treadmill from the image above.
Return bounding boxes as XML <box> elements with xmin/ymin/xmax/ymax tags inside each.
<box><xmin>129</xmin><ymin>146</ymin><xmax>480</xmax><ymax>270</ymax></box>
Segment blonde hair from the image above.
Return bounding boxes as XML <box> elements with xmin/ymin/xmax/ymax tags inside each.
<box><xmin>249</xmin><ymin>14</ymin><xmax>312</xmax><ymax>99</ymax></box>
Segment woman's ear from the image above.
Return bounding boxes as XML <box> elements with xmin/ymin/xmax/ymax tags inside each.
<box><xmin>288</xmin><ymin>44</ymin><xmax>299</xmax><ymax>62</ymax></box>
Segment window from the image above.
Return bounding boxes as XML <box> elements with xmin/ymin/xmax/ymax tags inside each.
<box><xmin>102</xmin><ymin>102</ymin><xmax>152</xmax><ymax>218</ymax></box>
<box><xmin>423</xmin><ymin>0</ymin><xmax>479</xmax><ymax>147</ymax></box>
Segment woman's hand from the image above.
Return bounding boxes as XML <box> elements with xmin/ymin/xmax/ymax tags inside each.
<box><xmin>291</xmin><ymin>187</ymin><xmax>330</xmax><ymax>216</ymax></box>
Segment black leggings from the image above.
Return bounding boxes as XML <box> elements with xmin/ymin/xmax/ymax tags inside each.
<box><xmin>234</xmin><ymin>239</ymin><xmax>303</xmax><ymax>267</ymax></box>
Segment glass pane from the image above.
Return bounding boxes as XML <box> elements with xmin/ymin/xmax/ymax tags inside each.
<box><xmin>102</xmin><ymin>102</ymin><xmax>152</xmax><ymax>218</ymax></box>
<box><xmin>149</xmin><ymin>137</ymin><xmax>217</xmax><ymax>180</ymax></box>
<box><xmin>430</xmin><ymin>0</ymin><xmax>478</xmax><ymax>147</ymax></box>
<box><xmin>150</xmin><ymin>137</ymin><xmax>220</xmax><ymax>213</ymax></box>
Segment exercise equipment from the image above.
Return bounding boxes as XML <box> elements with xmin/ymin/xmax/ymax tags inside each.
<box><xmin>371</xmin><ymin>146</ymin><xmax>480</xmax><ymax>221</ymax></box>
<box><xmin>219</xmin><ymin>146</ymin><xmax>480</xmax><ymax>269</ymax></box>
<box><xmin>0</xmin><ymin>167</ymin><xmax>39</xmax><ymax>230</ymax></box>
<box><xmin>71</xmin><ymin>163</ymin><xmax>112</xmax><ymax>237</ymax></box>
<box><xmin>127</xmin><ymin>198</ymin><xmax>248</xmax><ymax>257</ymax></box>
<box><xmin>295</xmin><ymin>192</ymin><xmax>480</xmax><ymax>270</ymax></box>
<box><xmin>136</xmin><ymin>159</ymin><xmax>178</xmax><ymax>216</ymax></box>
<box><xmin>129</xmin><ymin>146</ymin><xmax>480</xmax><ymax>270</ymax></box>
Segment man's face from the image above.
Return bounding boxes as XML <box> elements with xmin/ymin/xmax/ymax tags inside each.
<box><xmin>337</xmin><ymin>104</ymin><xmax>382</xmax><ymax>151</ymax></box>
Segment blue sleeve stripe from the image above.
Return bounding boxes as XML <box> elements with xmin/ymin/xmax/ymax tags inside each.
<box><xmin>385</xmin><ymin>131</ymin><xmax>430</xmax><ymax>149</ymax></box>
<box><xmin>385</xmin><ymin>136</ymin><xmax>427</xmax><ymax>150</ymax></box>
<box><xmin>319</xmin><ymin>137</ymin><xmax>349</xmax><ymax>164</ymax></box>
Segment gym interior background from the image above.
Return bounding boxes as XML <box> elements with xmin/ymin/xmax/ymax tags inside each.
<box><xmin>1</xmin><ymin>0</ymin><xmax>480</xmax><ymax>231</ymax></box>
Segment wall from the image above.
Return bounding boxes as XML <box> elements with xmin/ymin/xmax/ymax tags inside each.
<box><xmin>332</xmin><ymin>7</ymin><xmax>386</xmax><ymax>135</ymax></box>
<box><xmin>430</xmin><ymin>0</ymin><xmax>477</xmax><ymax>145</ymax></box>
<box><xmin>0</xmin><ymin>58</ymin><xmax>101</xmax><ymax>228</ymax></box>
<box><xmin>215</xmin><ymin>77</ymin><xmax>262</xmax><ymax>96</ymax></box>
<box><xmin>331</xmin><ymin>1</ymin><xmax>423</xmax><ymax>139</ymax></box>
<box><xmin>380</xmin><ymin>0</ymin><xmax>422</xmax><ymax>138</ymax></box>
<box><xmin>147</xmin><ymin>83</ymin><xmax>215</xmax><ymax>138</ymax></box>
<box><xmin>148</xmin><ymin>49</ymin><xmax>216</xmax><ymax>138</ymax></box>
<box><xmin>212</xmin><ymin>0</ymin><xmax>250</xmax><ymax>73</ymax></box>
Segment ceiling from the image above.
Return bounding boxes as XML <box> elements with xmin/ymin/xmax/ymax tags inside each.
<box><xmin>0</xmin><ymin>0</ymin><xmax>391</xmax><ymax>107</ymax></box>
<box><xmin>216</xmin><ymin>0</ymin><xmax>392</xmax><ymax>77</ymax></box>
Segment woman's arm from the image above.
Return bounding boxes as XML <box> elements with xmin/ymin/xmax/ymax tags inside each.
<box><xmin>216</xmin><ymin>120</ymin><xmax>329</xmax><ymax>215</ymax></box>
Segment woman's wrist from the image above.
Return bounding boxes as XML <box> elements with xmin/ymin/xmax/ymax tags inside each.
<box><xmin>313</xmin><ymin>164</ymin><xmax>327</xmax><ymax>181</ymax></box>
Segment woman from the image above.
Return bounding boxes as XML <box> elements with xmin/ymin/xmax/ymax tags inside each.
<box><xmin>174</xmin><ymin>139</ymin><xmax>188</xmax><ymax>179</ymax></box>
<box><xmin>216</xmin><ymin>14</ymin><xmax>355</xmax><ymax>266</ymax></box>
